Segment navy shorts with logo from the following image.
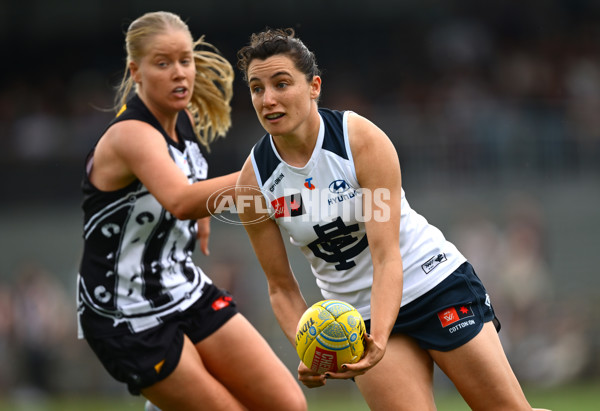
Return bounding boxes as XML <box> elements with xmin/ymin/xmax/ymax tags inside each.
<box><xmin>364</xmin><ymin>261</ymin><xmax>500</xmax><ymax>352</ymax></box>
<box><xmin>85</xmin><ymin>283</ymin><xmax>238</xmax><ymax>395</ymax></box>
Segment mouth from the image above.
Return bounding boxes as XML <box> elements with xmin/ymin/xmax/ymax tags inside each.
<box><xmin>265</xmin><ymin>112</ymin><xmax>285</xmax><ymax>121</ymax></box>
<box><xmin>173</xmin><ymin>87</ymin><xmax>188</xmax><ymax>97</ymax></box>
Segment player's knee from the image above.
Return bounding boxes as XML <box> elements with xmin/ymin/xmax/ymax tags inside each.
<box><xmin>274</xmin><ymin>387</ymin><xmax>307</xmax><ymax>411</ymax></box>
<box><xmin>287</xmin><ymin>395</ymin><xmax>308</xmax><ymax>411</ymax></box>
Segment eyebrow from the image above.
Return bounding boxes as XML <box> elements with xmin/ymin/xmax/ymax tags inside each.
<box><xmin>249</xmin><ymin>71</ymin><xmax>291</xmax><ymax>83</ymax></box>
<box><xmin>152</xmin><ymin>50</ymin><xmax>193</xmax><ymax>58</ymax></box>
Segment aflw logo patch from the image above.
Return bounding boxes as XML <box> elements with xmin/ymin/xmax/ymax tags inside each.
<box><xmin>437</xmin><ymin>304</ymin><xmax>474</xmax><ymax>327</ymax></box>
<box><xmin>271</xmin><ymin>193</ymin><xmax>305</xmax><ymax>218</ymax></box>
<box><xmin>421</xmin><ymin>253</ymin><xmax>447</xmax><ymax>274</ymax></box>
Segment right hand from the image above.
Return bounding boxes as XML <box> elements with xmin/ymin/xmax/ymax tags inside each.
<box><xmin>297</xmin><ymin>360</ymin><xmax>327</xmax><ymax>388</ymax></box>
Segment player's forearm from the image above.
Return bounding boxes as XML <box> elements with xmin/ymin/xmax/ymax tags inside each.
<box><xmin>169</xmin><ymin>171</ymin><xmax>240</xmax><ymax>220</ymax></box>
<box><xmin>369</xmin><ymin>261</ymin><xmax>403</xmax><ymax>346</ymax></box>
<box><xmin>269</xmin><ymin>286</ymin><xmax>308</xmax><ymax>346</ymax></box>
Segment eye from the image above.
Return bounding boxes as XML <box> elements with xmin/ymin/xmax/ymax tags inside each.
<box><xmin>276</xmin><ymin>82</ymin><xmax>288</xmax><ymax>89</ymax></box>
<box><xmin>250</xmin><ymin>85</ymin><xmax>263</xmax><ymax>94</ymax></box>
<box><xmin>181</xmin><ymin>58</ymin><xmax>192</xmax><ymax>66</ymax></box>
<box><xmin>157</xmin><ymin>61</ymin><xmax>169</xmax><ymax>68</ymax></box>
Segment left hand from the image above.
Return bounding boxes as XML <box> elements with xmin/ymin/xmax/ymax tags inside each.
<box><xmin>323</xmin><ymin>333</ymin><xmax>385</xmax><ymax>380</ymax></box>
<box><xmin>196</xmin><ymin>217</ymin><xmax>211</xmax><ymax>256</ymax></box>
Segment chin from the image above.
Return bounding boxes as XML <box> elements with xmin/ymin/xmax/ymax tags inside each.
<box><xmin>262</xmin><ymin>122</ymin><xmax>285</xmax><ymax>136</ymax></box>
<box><xmin>172</xmin><ymin>100</ymin><xmax>191</xmax><ymax>112</ymax></box>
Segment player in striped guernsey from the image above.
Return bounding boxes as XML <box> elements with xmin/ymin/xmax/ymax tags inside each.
<box><xmin>77</xmin><ymin>13</ymin><xmax>305</xmax><ymax>411</ymax></box>
<box><xmin>235</xmin><ymin>28</ymin><xmax>549</xmax><ymax>410</ymax></box>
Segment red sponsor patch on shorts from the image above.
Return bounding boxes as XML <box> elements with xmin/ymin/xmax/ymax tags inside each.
<box><xmin>211</xmin><ymin>295</ymin><xmax>232</xmax><ymax>311</ymax></box>
<box><xmin>437</xmin><ymin>304</ymin><xmax>474</xmax><ymax>327</ymax></box>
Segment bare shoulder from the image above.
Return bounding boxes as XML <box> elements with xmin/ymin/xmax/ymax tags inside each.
<box><xmin>347</xmin><ymin>112</ymin><xmax>393</xmax><ymax>149</ymax></box>
<box><xmin>347</xmin><ymin>112</ymin><xmax>397</xmax><ymax>160</ymax></box>
<box><xmin>97</xmin><ymin>119</ymin><xmax>167</xmax><ymax>163</ymax></box>
<box><xmin>237</xmin><ymin>154</ymin><xmax>259</xmax><ymax>187</ymax></box>
<box><xmin>346</xmin><ymin>112</ymin><xmax>401</xmax><ymax>191</ymax></box>
<box><xmin>91</xmin><ymin>119</ymin><xmax>173</xmax><ymax>190</ymax></box>
<box><xmin>235</xmin><ymin>154</ymin><xmax>273</xmax><ymax>226</ymax></box>
<box><xmin>103</xmin><ymin>119</ymin><xmax>162</xmax><ymax>148</ymax></box>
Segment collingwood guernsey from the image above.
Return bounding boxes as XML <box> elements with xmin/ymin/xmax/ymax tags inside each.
<box><xmin>251</xmin><ymin>108</ymin><xmax>466</xmax><ymax>320</ymax></box>
<box><xmin>78</xmin><ymin>95</ymin><xmax>211</xmax><ymax>338</ymax></box>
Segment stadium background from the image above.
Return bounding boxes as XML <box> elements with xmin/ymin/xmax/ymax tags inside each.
<box><xmin>0</xmin><ymin>0</ymin><xmax>599</xmax><ymax>409</ymax></box>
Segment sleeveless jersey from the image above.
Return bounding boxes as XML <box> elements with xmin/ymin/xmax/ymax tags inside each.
<box><xmin>251</xmin><ymin>108</ymin><xmax>466</xmax><ymax>320</ymax></box>
<box><xmin>77</xmin><ymin>95</ymin><xmax>211</xmax><ymax>338</ymax></box>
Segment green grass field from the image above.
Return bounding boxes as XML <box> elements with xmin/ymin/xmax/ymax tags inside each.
<box><xmin>0</xmin><ymin>381</ymin><xmax>598</xmax><ymax>411</ymax></box>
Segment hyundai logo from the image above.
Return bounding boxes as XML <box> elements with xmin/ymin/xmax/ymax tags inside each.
<box><xmin>329</xmin><ymin>179</ymin><xmax>350</xmax><ymax>194</ymax></box>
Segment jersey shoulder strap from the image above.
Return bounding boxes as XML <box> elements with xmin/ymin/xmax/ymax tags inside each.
<box><xmin>251</xmin><ymin>133</ymin><xmax>281</xmax><ymax>187</ymax></box>
<box><xmin>319</xmin><ymin>108</ymin><xmax>349</xmax><ymax>160</ymax></box>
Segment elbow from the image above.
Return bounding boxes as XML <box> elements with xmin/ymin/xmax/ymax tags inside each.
<box><xmin>267</xmin><ymin>276</ymin><xmax>301</xmax><ymax>298</ymax></box>
<box><xmin>170</xmin><ymin>205</ymin><xmax>194</xmax><ymax>221</ymax></box>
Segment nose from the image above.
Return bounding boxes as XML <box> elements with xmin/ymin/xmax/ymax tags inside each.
<box><xmin>262</xmin><ymin>86</ymin><xmax>276</xmax><ymax>107</ymax></box>
<box><xmin>173</xmin><ymin>62</ymin><xmax>186</xmax><ymax>78</ymax></box>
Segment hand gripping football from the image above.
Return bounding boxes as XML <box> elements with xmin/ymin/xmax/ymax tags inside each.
<box><xmin>295</xmin><ymin>299</ymin><xmax>365</xmax><ymax>373</ymax></box>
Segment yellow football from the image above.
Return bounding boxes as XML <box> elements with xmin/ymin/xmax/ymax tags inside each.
<box><xmin>295</xmin><ymin>299</ymin><xmax>365</xmax><ymax>374</ymax></box>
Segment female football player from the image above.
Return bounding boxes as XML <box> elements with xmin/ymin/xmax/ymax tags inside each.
<box><xmin>235</xmin><ymin>27</ymin><xmax>550</xmax><ymax>411</ymax></box>
<box><xmin>77</xmin><ymin>13</ymin><xmax>306</xmax><ymax>411</ymax></box>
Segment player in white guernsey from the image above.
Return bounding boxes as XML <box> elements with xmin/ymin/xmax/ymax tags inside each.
<box><xmin>77</xmin><ymin>13</ymin><xmax>305</xmax><ymax>411</ymax></box>
<box><xmin>236</xmin><ymin>28</ymin><xmax>548</xmax><ymax>411</ymax></box>
<box><xmin>249</xmin><ymin>107</ymin><xmax>466</xmax><ymax>321</ymax></box>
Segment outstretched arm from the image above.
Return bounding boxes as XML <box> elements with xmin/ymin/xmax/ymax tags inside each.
<box><xmin>237</xmin><ymin>157</ymin><xmax>331</xmax><ymax>388</ymax></box>
<box><xmin>91</xmin><ymin>119</ymin><xmax>239</xmax><ymax>221</ymax></box>
<box><xmin>235</xmin><ymin>157</ymin><xmax>308</xmax><ymax>344</ymax></box>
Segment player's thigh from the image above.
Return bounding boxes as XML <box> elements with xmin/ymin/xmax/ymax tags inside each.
<box><xmin>196</xmin><ymin>313</ymin><xmax>306</xmax><ymax>411</ymax></box>
<box><xmin>429</xmin><ymin>322</ymin><xmax>531</xmax><ymax>411</ymax></box>
<box><xmin>141</xmin><ymin>335</ymin><xmax>245</xmax><ymax>411</ymax></box>
<box><xmin>355</xmin><ymin>333</ymin><xmax>436</xmax><ymax>411</ymax></box>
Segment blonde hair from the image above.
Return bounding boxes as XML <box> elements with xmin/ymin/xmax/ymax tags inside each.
<box><xmin>115</xmin><ymin>11</ymin><xmax>233</xmax><ymax>150</ymax></box>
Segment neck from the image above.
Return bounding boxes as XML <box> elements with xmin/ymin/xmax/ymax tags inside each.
<box><xmin>137</xmin><ymin>93</ymin><xmax>180</xmax><ymax>142</ymax></box>
<box><xmin>272</xmin><ymin>110</ymin><xmax>320</xmax><ymax>167</ymax></box>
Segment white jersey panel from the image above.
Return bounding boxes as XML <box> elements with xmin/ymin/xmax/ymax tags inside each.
<box><xmin>251</xmin><ymin>109</ymin><xmax>466</xmax><ymax>320</ymax></box>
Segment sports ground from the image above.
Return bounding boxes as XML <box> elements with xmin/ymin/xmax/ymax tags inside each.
<box><xmin>0</xmin><ymin>381</ymin><xmax>598</xmax><ymax>410</ymax></box>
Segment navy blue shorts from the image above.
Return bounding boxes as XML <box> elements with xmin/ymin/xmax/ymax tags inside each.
<box><xmin>364</xmin><ymin>262</ymin><xmax>500</xmax><ymax>352</ymax></box>
<box><xmin>85</xmin><ymin>283</ymin><xmax>238</xmax><ymax>395</ymax></box>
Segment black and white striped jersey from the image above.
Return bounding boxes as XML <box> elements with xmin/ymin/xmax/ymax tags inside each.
<box><xmin>77</xmin><ymin>95</ymin><xmax>211</xmax><ymax>338</ymax></box>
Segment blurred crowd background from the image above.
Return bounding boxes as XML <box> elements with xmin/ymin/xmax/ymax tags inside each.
<box><xmin>1</xmin><ymin>0</ymin><xmax>599</xmax><ymax>404</ymax></box>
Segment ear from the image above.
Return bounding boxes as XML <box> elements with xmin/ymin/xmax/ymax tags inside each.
<box><xmin>129</xmin><ymin>61</ymin><xmax>141</xmax><ymax>84</ymax></box>
<box><xmin>310</xmin><ymin>76</ymin><xmax>321</xmax><ymax>100</ymax></box>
